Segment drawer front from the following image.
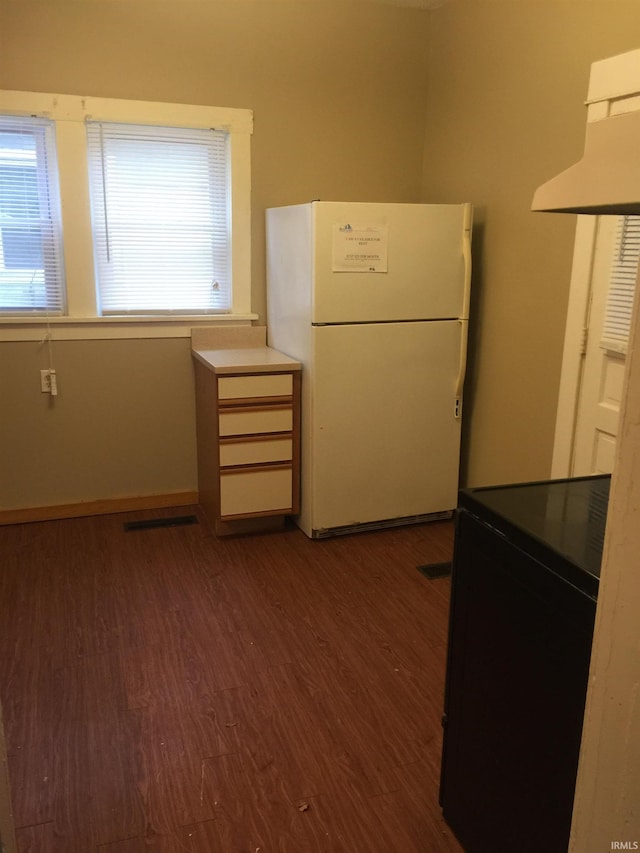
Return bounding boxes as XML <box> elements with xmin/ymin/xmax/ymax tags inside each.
<box><xmin>219</xmin><ymin>436</ymin><xmax>293</xmax><ymax>467</ymax></box>
<box><xmin>218</xmin><ymin>373</ymin><xmax>293</xmax><ymax>401</ymax></box>
<box><xmin>219</xmin><ymin>406</ymin><xmax>293</xmax><ymax>437</ymax></box>
<box><xmin>220</xmin><ymin>466</ymin><xmax>292</xmax><ymax>517</ymax></box>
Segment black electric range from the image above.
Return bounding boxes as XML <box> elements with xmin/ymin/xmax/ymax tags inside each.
<box><xmin>440</xmin><ymin>474</ymin><xmax>609</xmax><ymax>853</ymax></box>
<box><xmin>458</xmin><ymin>473</ymin><xmax>610</xmax><ymax>599</ymax></box>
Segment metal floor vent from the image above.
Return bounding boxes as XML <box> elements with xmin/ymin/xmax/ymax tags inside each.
<box><xmin>417</xmin><ymin>561</ymin><xmax>452</xmax><ymax>579</ymax></box>
<box><xmin>124</xmin><ymin>515</ymin><xmax>199</xmax><ymax>532</ymax></box>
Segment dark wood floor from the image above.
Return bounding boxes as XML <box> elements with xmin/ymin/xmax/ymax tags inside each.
<box><xmin>0</xmin><ymin>507</ymin><xmax>464</xmax><ymax>853</ymax></box>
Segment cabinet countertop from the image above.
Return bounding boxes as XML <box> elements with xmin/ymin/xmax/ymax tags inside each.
<box><xmin>192</xmin><ymin>346</ymin><xmax>301</xmax><ymax>375</ymax></box>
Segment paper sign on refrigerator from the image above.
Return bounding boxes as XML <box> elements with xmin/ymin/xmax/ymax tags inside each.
<box><xmin>331</xmin><ymin>224</ymin><xmax>389</xmax><ymax>272</ymax></box>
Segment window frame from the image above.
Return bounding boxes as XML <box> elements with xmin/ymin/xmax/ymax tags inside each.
<box><xmin>0</xmin><ymin>114</ymin><xmax>66</xmax><ymax>315</ymax></box>
<box><xmin>0</xmin><ymin>90</ymin><xmax>255</xmax><ymax>339</ymax></box>
<box><xmin>601</xmin><ymin>214</ymin><xmax>640</xmax><ymax>354</ymax></box>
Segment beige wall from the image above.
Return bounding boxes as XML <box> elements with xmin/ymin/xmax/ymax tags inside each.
<box><xmin>422</xmin><ymin>0</ymin><xmax>640</xmax><ymax>487</ymax></box>
<box><xmin>0</xmin><ymin>338</ymin><xmax>197</xmax><ymax>509</ymax></box>
<box><xmin>0</xmin><ymin>1</ymin><xmax>431</xmax><ymax>512</ymax></box>
<box><xmin>3</xmin><ymin>0</ymin><xmax>640</xmax><ymax>513</ymax></box>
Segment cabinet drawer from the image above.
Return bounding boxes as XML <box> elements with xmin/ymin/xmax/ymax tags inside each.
<box><xmin>220</xmin><ymin>465</ymin><xmax>292</xmax><ymax>517</ymax></box>
<box><xmin>218</xmin><ymin>373</ymin><xmax>293</xmax><ymax>401</ymax></box>
<box><xmin>219</xmin><ymin>406</ymin><xmax>293</xmax><ymax>437</ymax></box>
<box><xmin>219</xmin><ymin>436</ymin><xmax>293</xmax><ymax>467</ymax></box>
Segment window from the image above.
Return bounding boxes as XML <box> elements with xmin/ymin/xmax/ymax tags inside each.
<box><xmin>87</xmin><ymin>122</ymin><xmax>230</xmax><ymax>315</ymax></box>
<box><xmin>0</xmin><ymin>91</ymin><xmax>253</xmax><ymax>329</ymax></box>
<box><xmin>602</xmin><ymin>215</ymin><xmax>640</xmax><ymax>354</ymax></box>
<box><xmin>0</xmin><ymin>116</ymin><xmax>65</xmax><ymax>314</ymax></box>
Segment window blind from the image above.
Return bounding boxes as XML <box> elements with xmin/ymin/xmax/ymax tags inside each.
<box><xmin>0</xmin><ymin>115</ymin><xmax>65</xmax><ymax>314</ymax></box>
<box><xmin>601</xmin><ymin>214</ymin><xmax>640</xmax><ymax>354</ymax></box>
<box><xmin>86</xmin><ymin>122</ymin><xmax>231</xmax><ymax>315</ymax></box>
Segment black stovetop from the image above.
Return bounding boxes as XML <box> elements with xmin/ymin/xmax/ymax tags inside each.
<box><xmin>458</xmin><ymin>474</ymin><xmax>610</xmax><ymax>598</ymax></box>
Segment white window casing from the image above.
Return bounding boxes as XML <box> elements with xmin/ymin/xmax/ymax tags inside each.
<box><xmin>0</xmin><ymin>90</ymin><xmax>254</xmax><ymax>337</ymax></box>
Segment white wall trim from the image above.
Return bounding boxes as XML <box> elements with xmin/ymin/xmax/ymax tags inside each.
<box><xmin>0</xmin><ymin>315</ymin><xmax>259</xmax><ymax>342</ymax></box>
<box><xmin>550</xmin><ymin>215</ymin><xmax>597</xmax><ymax>477</ymax></box>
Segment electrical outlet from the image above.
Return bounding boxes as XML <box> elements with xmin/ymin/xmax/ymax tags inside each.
<box><xmin>40</xmin><ymin>369</ymin><xmax>56</xmax><ymax>394</ymax></box>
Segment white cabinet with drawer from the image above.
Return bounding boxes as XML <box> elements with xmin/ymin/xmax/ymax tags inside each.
<box><xmin>218</xmin><ymin>405</ymin><xmax>293</xmax><ymax>437</ymax></box>
<box><xmin>218</xmin><ymin>373</ymin><xmax>293</xmax><ymax>400</ymax></box>
<box><xmin>219</xmin><ymin>435</ymin><xmax>293</xmax><ymax>467</ymax></box>
<box><xmin>220</xmin><ymin>465</ymin><xmax>293</xmax><ymax>517</ymax></box>
<box><xmin>193</xmin><ymin>341</ymin><xmax>301</xmax><ymax>536</ymax></box>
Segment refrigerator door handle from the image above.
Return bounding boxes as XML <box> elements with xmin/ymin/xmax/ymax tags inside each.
<box><xmin>454</xmin><ymin>204</ymin><xmax>473</xmax><ymax>419</ymax></box>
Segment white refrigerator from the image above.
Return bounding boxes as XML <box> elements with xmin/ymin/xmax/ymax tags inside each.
<box><xmin>266</xmin><ymin>200</ymin><xmax>472</xmax><ymax>538</ymax></box>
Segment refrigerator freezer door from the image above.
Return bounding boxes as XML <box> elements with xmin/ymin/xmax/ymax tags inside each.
<box><xmin>303</xmin><ymin>320</ymin><xmax>463</xmax><ymax>536</ymax></box>
<box><xmin>311</xmin><ymin>202</ymin><xmax>469</xmax><ymax>324</ymax></box>
<box><xmin>266</xmin><ymin>203</ymin><xmax>314</xmax><ymax>357</ymax></box>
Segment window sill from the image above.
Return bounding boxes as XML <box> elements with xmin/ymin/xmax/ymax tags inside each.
<box><xmin>0</xmin><ymin>314</ymin><xmax>260</xmax><ymax>342</ymax></box>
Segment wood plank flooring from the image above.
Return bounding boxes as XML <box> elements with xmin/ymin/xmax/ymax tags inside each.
<box><xmin>0</xmin><ymin>508</ymin><xmax>463</xmax><ymax>853</ymax></box>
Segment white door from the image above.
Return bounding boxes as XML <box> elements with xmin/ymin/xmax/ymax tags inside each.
<box><xmin>571</xmin><ymin>216</ymin><xmax>630</xmax><ymax>474</ymax></box>
<box><xmin>552</xmin><ymin>83</ymin><xmax>640</xmax><ymax>477</ymax></box>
